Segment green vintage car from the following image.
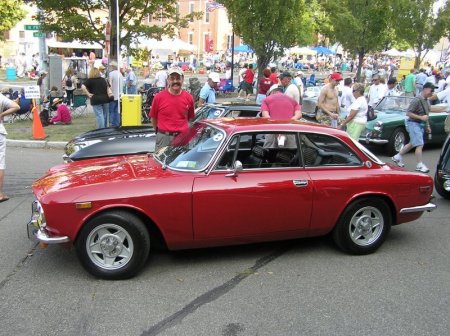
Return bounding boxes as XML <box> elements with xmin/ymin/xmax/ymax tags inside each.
<box><xmin>361</xmin><ymin>96</ymin><xmax>448</xmax><ymax>156</ymax></box>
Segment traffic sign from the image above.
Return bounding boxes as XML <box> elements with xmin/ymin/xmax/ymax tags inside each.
<box><xmin>25</xmin><ymin>24</ymin><xmax>41</xmax><ymax>30</ymax></box>
<box><xmin>33</xmin><ymin>32</ymin><xmax>45</xmax><ymax>38</ymax></box>
<box><xmin>23</xmin><ymin>86</ymin><xmax>41</xmax><ymax>99</ymax></box>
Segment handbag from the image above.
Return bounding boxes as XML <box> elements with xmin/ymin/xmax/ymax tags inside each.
<box><xmin>367</xmin><ymin>106</ymin><xmax>376</xmax><ymax>121</ymax></box>
<box><xmin>105</xmin><ymin>79</ymin><xmax>114</xmax><ymax>101</ymax></box>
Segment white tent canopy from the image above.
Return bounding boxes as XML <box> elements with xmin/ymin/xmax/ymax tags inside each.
<box><xmin>47</xmin><ymin>40</ymin><xmax>103</xmax><ymax>50</ymax></box>
<box><xmin>288</xmin><ymin>46</ymin><xmax>317</xmax><ymax>55</ymax></box>
<box><xmin>136</xmin><ymin>37</ymin><xmax>197</xmax><ymax>52</ymax></box>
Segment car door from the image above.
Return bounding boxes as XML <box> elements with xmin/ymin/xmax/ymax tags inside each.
<box><xmin>428</xmin><ymin>111</ymin><xmax>448</xmax><ymax>143</ymax></box>
<box><xmin>192</xmin><ymin>131</ymin><xmax>313</xmax><ymax>240</ymax></box>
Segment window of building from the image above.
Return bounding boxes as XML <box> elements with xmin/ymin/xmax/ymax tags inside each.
<box><xmin>189</xmin><ymin>2</ymin><xmax>195</xmax><ymax>22</ymax></box>
<box><xmin>3</xmin><ymin>31</ymin><xmax>10</xmax><ymax>40</ymax></box>
<box><xmin>188</xmin><ymin>32</ymin><xmax>194</xmax><ymax>45</ymax></box>
<box><xmin>19</xmin><ymin>31</ymin><xmax>25</xmax><ymax>39</ymax></box>
<box><xmin>205</xmin><ymin>4</ymin><xmax>210</xmax><ymax>23</ymax></box>
<box><xmin>148</xmin><ymin>14</ymin><xmax>152</xmax><ymax>22</ymax></box>
<box><xmin>227</xmin><ymin>35</ymin><xmax>233</xmax><ymax>50</ymax></box>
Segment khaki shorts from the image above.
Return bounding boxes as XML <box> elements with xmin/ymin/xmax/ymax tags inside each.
<box><xmin>155</xmin><ymin>133</ymin><xmax>176</xmax><ymax>153</ymax></box>
<box><xmin>0</xmin><ymin>133</ymin><xmax>6</xmax><ymax>170</ymax></box>
<box><xmin>316</xmin><ymin>109</ymin><xmax>337</xmax><ymax>127</ymax></box>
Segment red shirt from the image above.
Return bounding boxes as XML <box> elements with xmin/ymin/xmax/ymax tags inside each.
<box><xmin>258</xmin><ymin>77</ymin><xmax>272</xmax><ymax>95</ymax></box>
<box><xmin>149</xmin><ymin>89</ymin><xmax>195</xmax><ymax>132</ymax></box>
<box><xmin>269</xmin><ymin>73</ymin><xmax>279</xmax><ymax>85</ymax></box>
<box><xmin>51</xmin><ymin>104</ymin><xmax>72</xmax><ymax>124</ymax></box>
<box><xmin>260</xmin><ymin>92</ymin><xmax>301</xmax><ymax>120</ymax></box>
<box><xmin>244</xmin><ymin>69</ymin><xmax>254</xmax><ymax>84</ymax></box>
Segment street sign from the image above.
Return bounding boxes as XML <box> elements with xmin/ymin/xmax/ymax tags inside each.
<box><xmin>23</xmin><ymin>86</ymin><xmax>41</xmax><ymax>99</ymax></box>
<box><xmin>33</xmin><ymin>32</ymin><xmax>45</xmax><ymax>38</ymax></box>
<box><xmin>25</xmin><ymin>24</ymin><xmax>41</xmax><ymax>30</ymax></box>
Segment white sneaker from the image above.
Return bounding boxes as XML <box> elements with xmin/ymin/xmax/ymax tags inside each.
<box><xmin>391</xmin><ymin>155</ymin><xmax>405</xmax><ymax>167</ymax></box>
<box><xmin>415</xmin><ymin>163</ymin><xmax>430</xmax><ymax>173</ymax></box>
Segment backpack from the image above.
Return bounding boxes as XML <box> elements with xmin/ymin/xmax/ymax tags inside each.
<box><xmin>65</xmin><ymin>76</ymin><xmax>72</xmax><ymax>88</ymax></box>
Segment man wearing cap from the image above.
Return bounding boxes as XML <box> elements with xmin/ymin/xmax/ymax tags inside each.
<box><xmin>50</xmin><ymin>98</ymin><xmax>72</xmax><ymax>124</ymax></box>
<box><xmin>317</xmin><ymin>72</ymin><xmax>342</xmax><ymax>127</ymax></box>
<box><xmin>392</xmin><ymin>82</ymin><xmax>434</xmax><ymax>173</ymax></box>
<box><xmin>125</xmin><ymin>66</ymin><xmax>137</xmax><ymax>94</ymax></box>
<box><xmin>198</xmin><ymin>72</ymin><xmax>220</xmax><ymax>108</ymax></box>
<box><xmin>279</xmin><ymin>71</ymin><xmax>300</xmax><ymax>103</ymax></box>
<box><xmin>108</xmin><ymin>61</ymin><xmax>123</xmax><ymax>127</ymax></box>
<box><xmin>149</xmin><ymin>67</ymin><xmax>195</xmax><ymax>152</ymax></box>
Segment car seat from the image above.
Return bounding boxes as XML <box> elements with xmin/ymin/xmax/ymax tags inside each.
<box><xmin>244</xmin><ymin>146</ymin><xmax>269</xmax><ymax>169</ymax></box>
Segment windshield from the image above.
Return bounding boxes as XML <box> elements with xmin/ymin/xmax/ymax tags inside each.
<box><xmin>154</xmin><ymin>123</ymin><xmax>225</xmax><ymax>171</ymax></box>
<box><xmin>193</xmin><ymin>105</ymin><xmax>224</xmax><ymax>123</ymax></box>
<box><xmin>376</xmin><ymin>96</ymin><xmax>413</xmax><ymax>114</ymax></box>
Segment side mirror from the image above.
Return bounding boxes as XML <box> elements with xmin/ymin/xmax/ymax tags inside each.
<box><xmin>225</xmin><ymin>160</ymin><xmax>243</xmax><ymax>177</ymax></box>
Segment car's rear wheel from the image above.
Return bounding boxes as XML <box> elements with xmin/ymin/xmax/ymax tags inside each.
<box><xmin>76</xmin><ymin>211</ymin><xmax>150</xmax><ymax>280</ymax></box>
<box><xmin>434</xmin><ymin>172</ymin><xmax>450</xmax><ymax>199</ymax></box>
<box><xmin>386</xmin><ymin>127</ymin><xmax>408</xmax><ymax>156</ymax></box>
<box><xmin>333</xmin><ymin>198</ymin><xmax>391</xmax><ymax>254</ymax></box>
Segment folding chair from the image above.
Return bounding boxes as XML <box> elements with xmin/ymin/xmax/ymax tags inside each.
<box><xmin>71</xmin><ymin>95</ymin><xmax>88</xmax><ymax>117</ymax></box>
<box><xmin>10</xmin><ymin>96</ymin><xmax>33</xmax><ymax>122</ymax></box>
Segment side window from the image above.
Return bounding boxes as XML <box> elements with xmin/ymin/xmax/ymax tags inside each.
<box><xmin>215</xmin><ymin>132</ymin><xmax>300</xmax><ymax>170</ymax></box>
<box><xmin>225</xmin><ymin>109</ymin><xmax>260</xmax><ymax>118</ymax></box>
<box><xmin>300</xmin><ymin>133</ymin><xmax>362</xmax><ymax>167</ymax></box>
<box><xmin>193</xmin><ymin>106</ymin><xmax>223</xmax><ymax>123</ymax></box>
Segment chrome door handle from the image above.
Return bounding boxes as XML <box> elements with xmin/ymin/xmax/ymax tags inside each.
<box><xmin>293</xmin><ymin>180</ymin><xmax>308</xmax><ymax>187</ymax></box>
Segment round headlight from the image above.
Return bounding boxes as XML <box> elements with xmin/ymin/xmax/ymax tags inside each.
<box><xmin>444</xmin><ymin>180</ymin><xmax>450</xmax><ymax>192</ymax></box>
<box><xmin>373</xmin><ymin>121</ymin><xmax>383</xmax><ymax>132</ymax></box>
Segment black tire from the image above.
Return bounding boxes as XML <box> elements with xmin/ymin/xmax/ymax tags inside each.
<box><xmin>333</xmin><ymin>198</ymin><xmax>392</xmax><ymax>255</ymax></box>
<box><xmin>434</xmin><ymin>172</ymin><xmax>450</xmax><ymax>199</ymax></box>
<box><xmin>386</xmin><ymin>127</ymin><xmax>408</xmax><ymax>156</ymax></box>
<box><xmin>76</xmin><ymin>211</ymin><xmax>150</xmax><ymax>280</ymax></box>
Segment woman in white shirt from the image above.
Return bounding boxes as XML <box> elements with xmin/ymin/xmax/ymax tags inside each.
<box><xmin>338</xmin><ymin>83</ymin><xmax>368</xmax><ymax>140</ymax></box>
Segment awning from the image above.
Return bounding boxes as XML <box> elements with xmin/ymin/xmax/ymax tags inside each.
<box><xmin>47</xmin><ymin>40</ymin><xmax>103</xmax><ymax>50</ymax></box>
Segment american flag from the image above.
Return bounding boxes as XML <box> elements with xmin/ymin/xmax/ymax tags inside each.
<box><xmin>206</xmin><ymin>1</ymin><xmax>224</xmax><ymax>12</ymax></box>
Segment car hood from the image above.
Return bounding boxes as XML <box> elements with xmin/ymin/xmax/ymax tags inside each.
<box><xmin>366</xmin><ymin>111</ymin><xmax>404</xmax><ymax>129</ymax></box>
<box><xmin>33</xmin><ymin>154</ymin><xmax>167</xmax><ymax>197</ymax></box>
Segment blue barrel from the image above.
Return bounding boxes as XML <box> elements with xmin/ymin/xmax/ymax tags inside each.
<box><xmin>341</xmin><ymin>63</ymin><xmax>347</xmax><ymax>71</ymax></box>
<box><xmin>6</xmin><ymin>67</ymin><xmax>16</xmax><ymax>81</ymax></box>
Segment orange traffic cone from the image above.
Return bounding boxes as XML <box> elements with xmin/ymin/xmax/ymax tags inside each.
<box><xmin>32</xmin><ymin>106</ymin><xmax>47</xmax><ymax>140</ymax></box>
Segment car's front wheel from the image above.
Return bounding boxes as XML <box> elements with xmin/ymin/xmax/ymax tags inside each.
<box><xmin>76</xmin><ymin>211</ymin><xmax>150</xmax><ymax>279</ymax></box>
<box><xmin>386</xmin><ymin>127</ymin><xmax>408</xmax><ymax>156</ymax></box>
<box><xmin>333</xmin><ymin>198</ymin><xmax>392</xmax><ymax>254</ymax></box>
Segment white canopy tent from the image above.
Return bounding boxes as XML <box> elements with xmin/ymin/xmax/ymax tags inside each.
<box><xmin>136</xmin><ymin>37</ymin><xmax>197</xmax><ymax>53</ymax></box>
<box><xmin>47</xmin><ymin>40</ymin><xmax>103</xmax><ymax>50</ymax></box>
<box><xmin>288</xmin><ymin>46</ymin><xmax>317</xmax><ymax>55</ymax></box>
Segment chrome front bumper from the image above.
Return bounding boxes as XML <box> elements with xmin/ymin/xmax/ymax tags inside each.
<box><xmin>27</xmin><ymin>200</ymin><xmax>70</xmax><ymax>244</ymax></box>
<box><xmin>400</xmin><ymin>202</ymin><xmax>437</xmax><ymax>214</ymax></box>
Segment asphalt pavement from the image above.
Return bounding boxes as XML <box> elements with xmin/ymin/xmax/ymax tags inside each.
<box><xmin>0</xmin><ymin>144</ymin><xmax>449</xmax><ymax>336</ymax></box>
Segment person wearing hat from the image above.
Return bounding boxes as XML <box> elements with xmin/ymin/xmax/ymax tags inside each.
<box><xmin>261</xmin><ymin>84</ymin><xmax>301</xmax><ymax>148</ymax></box>
<box><xmin>49</xmin><ymin>97</ymin><xmax>72</xmax><ymax>125</ymax></box>
<box><xmin>0</xmin><ymin>92</ymin><xmax>20</xmax><ymax>203</ymax></box>
<box><xmin>198</xmin><ymin>72</ymin><xmax>220</xmax><ymax>108</ymax></box>
<box><xmin>125</xmin><ymin>66</ymin><xmax>137</xmax><ymax>94</ymax></box>
<box><xmin>392</xmin><ymin>82</ymin><xmax>434</xmax><ymax>173</ymax></box>
<box><xmin>149</xmin><ymin>67</ymin><xmax>195</xmax><ymax>152</ymax></box>
<box><xmin>279</xmin><ymin>71</ymin><xmax>300</xmax><ymax>103</ymax></box>
<box><xmin>317</xmin><ymin>72</ymin><xmax>343</xmax><ymax>127</ymax></box>
<box><xmin>108</xmin><ymin>61</ymin><xmax>123</xmax><ymax>127</ymax></box>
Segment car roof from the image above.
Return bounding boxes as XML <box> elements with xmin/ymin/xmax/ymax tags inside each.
<box><xmin>205</xmin><ymin>118</ymin><xmax>345</xmax><ymax>136</ymax></box>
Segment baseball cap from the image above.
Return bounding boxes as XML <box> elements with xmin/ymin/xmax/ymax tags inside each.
<box><xmin>208</xmin><ymin>72</ymin><xmax>220</xmax><ymax>83</ymax></box>
<box><xmin>278</xmin><ymin>71</ymin><xmax>292</xmax><ymax>80</ymax></box>
<box><xmin>330</xmin><ymin>72</ymin><xmax>343</xmax><ymax>81</ymax></box>
<box><xmin>168</xmin><ymin>67</ymin><xmax>184</xmax><ymax>76</ymax></box>
<box><xmin>267</xmin><ymin>84</ymin><xmax>283</xmax><ymax>96</ymax></box>
<box><xmin>296</xmin><ymin>71</ymin><xmax>304</xmax><ymax>76</ymax></box>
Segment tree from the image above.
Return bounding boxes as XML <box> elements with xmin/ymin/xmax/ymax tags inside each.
<box><xmin>320</xmin><ymin>0</ymin><xmax>393</xmax><ymax>81</ymax></box>
<box><xmin>32</xmin><ymin>0</ymin><xmax>199</xmax><ymax>60</ymax></box>
<box><xmin>393</xmin><ymin>0</ymin><xmax>450</xmax><ymax>69</ymax></box>
<box><xmin>219</xmin><ymin>0</ymin><xmax>314</xmax><ymax>81</ymax></box>
<box><xmin>0</xmin><ymin>0</ymin><xmax>26</xmax><ymax>40</ymax></box>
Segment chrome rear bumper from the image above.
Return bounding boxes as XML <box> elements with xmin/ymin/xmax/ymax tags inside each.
<box><xmin>400</xmin><ymin>202</ymin><xmax>437</xmax><ymax>214</ymax></box>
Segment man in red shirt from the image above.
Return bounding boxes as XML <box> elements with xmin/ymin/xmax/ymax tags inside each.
<box><xmin>150</xmin><ymin>67</ymin><xmax>195</xmax><ymax>152</ymax></box>
<box><xmin>269</xmin><ymin>67</ymin><xmax>279</xmax><ymax>85</ymax></box>
<box><xmin>240</xmin><ymin>64</ymin><xmax>255</xmax><ymax>101</ymax></box>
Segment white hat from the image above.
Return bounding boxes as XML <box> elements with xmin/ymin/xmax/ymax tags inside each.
<box><xmin>208</xmin><ymin>72</ymin><xmax>220</xmax><ymax>83</ymax></box>
<box><xmin>267</xmin><ymin>84</ymin><xmax>283</xmax><ymax>96</ymax></box>
<box><xmin>296</xmin><ymin>71</ymin><xmax>304</xmax><ymax>76</ymax></box>
<box><xmin>168</xmin><ymin>67</ymin><xmax>184</xmax><ymax>76</ymax></box>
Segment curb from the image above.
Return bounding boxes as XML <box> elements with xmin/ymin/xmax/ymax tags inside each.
<box><xmin>6</xmin><ymin>139</ymin><xmax>66</xmax><ymax>149</ymax></box>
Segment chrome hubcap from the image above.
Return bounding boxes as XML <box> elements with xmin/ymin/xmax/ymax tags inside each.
<box><xmin>349</xmin><ymin>206</ymin><xmax>384</xmax><ymax>246</ymax></box>
<box><xmin>394</xmin><ymin>132</ymin><xmax>405</xmax><ymax>152</ymax></box>
<box><xmin>86</xmin><ymin>224</ymin><xmax>134</xmax><ymax>270</ymax></box>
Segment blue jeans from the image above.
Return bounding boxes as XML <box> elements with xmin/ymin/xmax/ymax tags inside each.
<box><xmin>93</xmin><ymin>103</ymin><xmax>109</xmax><ymax>128</ymax></box>
<box><xmin>109</xmin><ymin>100</ymin><xmax>120</xmax><ymax>127</ymax></box>
<box><xmin>127</xmin><ymin>85</ymin><xmax>137</xmax><ymax>94</ymax></box>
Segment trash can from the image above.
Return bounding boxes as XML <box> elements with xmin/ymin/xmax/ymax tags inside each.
<box><xmin>6</xmin><ymin>67</ymin><xmax>16</xmax><ymax>81</ymax></box>
<box><xmin>121</xmin><ymin>94</ymin><xmax>142</xmax><ymax>126</ymax></box>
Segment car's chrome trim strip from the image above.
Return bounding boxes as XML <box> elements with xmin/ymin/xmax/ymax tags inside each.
<box><xmin>36</xmin><ymin>229</ymin><xmax>70</xmax><ymax>244</ymax></box>
<box><xmin>400</xmin><ymin>202</ymin><xmax>437</xmax><ymax>213</ymax></box>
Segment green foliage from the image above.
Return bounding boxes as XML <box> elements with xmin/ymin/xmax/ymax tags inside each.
<box><xmin>31</xmin><ymin>0</ymin><xmax>200</xmax><ymax>55</ymax></box>
<box><xmin>392</xmin><ymin>0</ymin><xmax>450</xmax><ymax>68</ymax></box>
<box><xmin>219</xmin><ymin>0</ymin><xmax>314</xmax><ymax>73</ymax></box>
<box><xmin>0</xmin><ymin>0</ymin><xmax>26</xmax><ymax>40</ymax></box>
<box><xmin>320</xmin><ymin>0</ymin><xmax>393</xmax><ymax>80</ymax></box>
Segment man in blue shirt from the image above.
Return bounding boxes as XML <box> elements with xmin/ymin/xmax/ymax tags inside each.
<box><xmin>125</xmin><ymin>67</ymin><xmax>137</xmax><ymax>94</ymax></box>
<box><xmin>415</xmin><ymin>69</ymin><xmax>428</xmax><ymax>96</ymax></box>
<box><xmin>198</xmin><ymin>72</ymin><xmax>220</xmax><ymax>108</ymax></box>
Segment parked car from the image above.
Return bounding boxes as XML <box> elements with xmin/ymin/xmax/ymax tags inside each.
<box><xmin>301</xmin><ymin>85</ymin><xmax>323</xmax><ymax>119</ymax></box>
<box><xmin>361</xmin><ymin>96</ymin><xmax>448</xmax><ymax>156</ymax></box>
<box><xmin>435</xmin><ymin>134</ymin><xmax>450</xmax><ymax>199</ymax></box>
<box><xmin>64</xmin><ymin>102</ymin><xmax>261</xmax><ymax>162</ymax></box>
<box><xmin>28</xmin><ymin>119</ymin><xmax>436</xmax><ymax>279</ymax></box>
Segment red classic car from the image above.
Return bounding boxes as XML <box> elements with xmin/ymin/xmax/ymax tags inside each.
<box><xmin>27</xmin><ymin>119</ymin><xmax>436</xmax><ymax>279</ymax></box>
